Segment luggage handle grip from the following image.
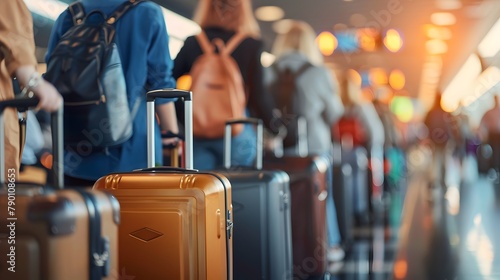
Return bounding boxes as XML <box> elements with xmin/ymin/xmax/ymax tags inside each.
<box><xmin>223</xmin><ymin>118</ymin><xmax>263</xmax><ymax>170</ymax></box>
<box><xmin>0</xmin><ymin>97</ymin><xmax>64</xmax><ymax>189</ymax></box>
<box><xmin>135</xmin><ymin>167</ymin><xmax>198</xmax><ymax>173</ymax></box>
<box><xmin>147</xmin><ymin>89</ymin><xmax>192</xmax><ymax>102</ymax></box>
<box><xmin>146</xmin><ymin>89</ymin><xmax>193</xmax><ymax>169</ymax></box>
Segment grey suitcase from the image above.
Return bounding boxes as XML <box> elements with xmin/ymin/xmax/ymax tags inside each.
<box><xmin>216</xmin><ymin>118</ymin><xmax>293</xmax><ymax>280</ymax></box>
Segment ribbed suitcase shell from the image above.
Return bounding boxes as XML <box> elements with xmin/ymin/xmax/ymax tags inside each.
<box><xmin>0</xmin><ymin>98</ymin><xmax>119</xmax><ymax>280</ymax></box>
<box><xmin>0</xmin><ymin>187</ymin><xmax>119</xmax><ymax>280</ymax></box>
<box><xmin>93</xmin><ymin>170</ymin><xmax>233</xmax><ymax>280</ymax></box>
<box><xmin>93</xmin><ymin>89</ymin><xmax>233</xmax><ymax>280</ymax></box>
<box><xmin>263</xmin><ymin>155</ymin><xmax>330</xmax><ymax>279</ymax></box>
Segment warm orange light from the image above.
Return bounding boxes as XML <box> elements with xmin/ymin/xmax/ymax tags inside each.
<box><xmin>441</xmin><ymin>98</ymin><xmax>459</xmax><ymax>112</ymax></box>
<box><xmin>176</xmin><ymin>75</ymin><xmax>192</xmax><ymax>90</ymax></box>
<box><xmin>426</xmin><ymin>26</ymin><xmax>452</xmax><ymax>40</ymax></box>
<box><xmin>431</xmin><ymin>12</ymin><xmax>456</xmax><ymax>26</ymax></box>
<box><xmin>316</xmin><ymin>31</ymin><xmax>337</xmax><ymax>56</ymax></box>
<box><xmin>348</xmin><ymin>69</ymin><xmax>362</xmax><ymax>86</ymax></box>
<box><xmin>370</xmin><ymin>68</ymin><xmax>388</xmax><ymax>86</ymax></box>
<box><xmin>426</xmin><ymin>39</ymin><xmax>448</xmax><ymax>55</ymax></box>
<box><xmin>389</xmin><ymin>69</ymin><xmax>406</xmax><ymax>90</ymax></box>
<box><xmin>393</xmin><ymin>260</ymin><xmax>408</xmax><ymax>279</ymax></box>
<box><xmin>358</xmin><ymin>28</ymin><xmax>378</xmax><ymax>52</ymax></box>
<box><xmin>384</xmin><ymin>29</ymin><xmax>403</xmax><ymax>52</ymax></box>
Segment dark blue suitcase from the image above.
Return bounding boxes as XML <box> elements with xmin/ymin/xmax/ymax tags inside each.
<box><xmin>216</xmin><ymin>119</ymin><xmax>293</xmax><ymax>280</ymax></box>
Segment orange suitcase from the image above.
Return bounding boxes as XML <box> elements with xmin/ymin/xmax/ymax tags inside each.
<box><xmin>0</xmin><ymin>98</ymin><xmax>119</xmax><ymax>280</ymax></box>
<box><xmin>93</xmin><ymin>89</ymin><xmax>233</xmax><ymax>280</ymax></box>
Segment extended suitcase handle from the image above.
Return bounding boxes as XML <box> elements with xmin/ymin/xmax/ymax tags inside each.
<box><xmin>136</xmin><ymin>167</ymin><xmax>198</xmax><ymax>173</ymax></box>
<box><xmin>223</xmin><ymin>118</ymin><xmax>263</xmax><ymax>170</ymax></box>
<box><xmin>146</xmin><ymin>89</ymin><xmax>193</xmax><ymax>169</ymax></box>
<box><xmin>0</xmin><ymin>97</ymin><xmax>64</xmax><ymax>188</ymax></box>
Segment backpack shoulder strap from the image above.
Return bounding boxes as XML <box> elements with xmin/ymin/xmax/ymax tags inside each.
<box><xmin>68</xmin><ymin>2</ymin><xmax>86</xmax><ymax>25</ymax></box>
<box><xmin>106</xmin><ymin>0</ymin><xmax>144</xmax><ymax>25</ymax></box>
<box><xmin>293</xmin><ymin>62</ymin><xmax>313</xmax><ymax>78</ymax></box>
<box><xmin>222</xmin><ymin>32</ymin><xmax>247</xmax><ymax>55</ymax></box>
<box><xmin>195</xmin><ymin>31</ymin><xmax>214</xmax><ymax>54</ymax></box>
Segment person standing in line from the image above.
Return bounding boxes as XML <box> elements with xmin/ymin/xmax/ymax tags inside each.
<box><xmin>173</xmin><ymin>0</ymin><xmax>278</xmax><ymax>170</ymax></box>
<box><xmin>423</xmin><ymin>92</ymin><xmax>459</xmax><ymax>188</ymax></box>
<box><xmin>0</xmin><ymin>0</ymin><xmax>62</xmax><ymax>179</ymax></box>
<box><xmin>46</xmin><ymin>0</ymin><xmax>178</xmax><ymax>186</ymax></box>
<box><xmin>478</xmin><ymin>94</ymin><xmax>500</xmax><ymax>181</ymax></box>
<box><xmin>266</xmin><ymin>20</ymin><xmax>346</xmax><ymax>263</ymax></box>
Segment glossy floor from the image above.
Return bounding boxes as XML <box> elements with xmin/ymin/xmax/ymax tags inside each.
<box><xmin>330</xmin><ymin>153</ymin><xmax>500</xmax><ymax>280</ymax></box>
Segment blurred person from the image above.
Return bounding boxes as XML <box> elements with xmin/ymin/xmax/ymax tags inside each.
<box><xmin>173</xmin><ymin>0</ymin><xmax>278</xmax><ymax>170</ymax></box>
<box><xmin>423</xmin><ymin>92</ymin><xmax>459</xmax><ymax>188</ymax></box>
<box><xmin>478</xmin><ymin>94</ymin><xmax>500</xmax><ymax>180</ymax></box>
<box><xmin>1</xmin><ymin>0</ymin><xmax>62</xmax><ymax>179</ymax></box>
<box><xmin>372</xmin><ymin>88</ymin><xmax>405</xmax><ymax>190</ymax></box>
<box><xmin>46</xmin><ymin>0</ymin><xmax>178</xmax><ymax>186</ymax></box>
<box><xmin>265</xmin><ymin>20</ymin><xmax>346</xmax><ymax>263</ymax></box>
<box><xmin>266</xmin><ymin>20</ymin><xmax>345</xmax><ymax>156</ymax></box>
<box><xmin>339</xmin><ymin>75</ymin><xmax>385</xmax><ymax>224</ymax></box>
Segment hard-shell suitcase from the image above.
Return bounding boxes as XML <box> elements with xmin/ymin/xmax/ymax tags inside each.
<box><xmin>331</xmin><ymin>146</ymin><xmax>354</xmax><ymax>246</ymax></box>
<box><xmin>216</xmin><ymin>118</ymin><xmax>293</xmax><ymax>280</ymax></box>
<box><xmin>93</xmin><ymin>89</ymin><xmax>233</xmax><ymax>280</ymax></box>
<box><xmin>0</xmin><ymin>98</ymin><xmax>119</xmax><ymax>280</ymax></box>
<box><xmin>263</xmin><ymin>155</ymin><xmax>330</xmax><ymax>279</ymax></box>
<box><xmin>263</xmin><ymin>117</ymin><xmax>330</xmax><ymax>279</ymax></box>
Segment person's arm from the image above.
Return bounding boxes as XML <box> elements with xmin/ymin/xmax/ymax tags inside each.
<box><xmin>320</xmin><ymin>67</ymin><xmax>344</xmax><ymax>125</ymax></box>
<box><xmin>145</xmin><ymin>5</ymin><xmax>178</xmax><ymax>143</ymax></box>
<box><xmin>0</xmin><ymin>0</ymin><xmax>61</xmax><ymax>111</ymax></box>
<box><xmin>156</xmin><ymin>102</ymin><xmax>179</xmax><ymax>133</ymax></box>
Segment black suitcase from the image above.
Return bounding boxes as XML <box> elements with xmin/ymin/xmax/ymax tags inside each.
<box><xmin>331</xmin><ymin>154</ymin><xmax>354</xmax><ymax>246</ymax></box>
<box><xmin>0</xmin><ymin>98</ymin><xmax>119</xmax><ymax>280</ymax></box>
<box><xmin>216</xmin><ymin>118</ymin><xmax>293</xmax><ymax>280</ymax></box>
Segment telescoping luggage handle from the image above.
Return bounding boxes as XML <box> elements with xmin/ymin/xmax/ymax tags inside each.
<box><xmin>146</xmin><ymin>89</ymin><xmax>193</xmax><ymax>169</ymax></box>
<box><xmin>0</xmin><ymin>97</ymin><xmax>64</xmax><ymax>188</ymax></box>
<box><xmin>223</xmin><ymin>118</ymin><xmax>263</xmax><ymax>170</ymax></box>
<box><xmin>274</xmin><ymin>115</ymin><xmax>308</xmax><ymax>158</ymax></box>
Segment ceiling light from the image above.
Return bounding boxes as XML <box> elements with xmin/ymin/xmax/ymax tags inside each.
<box><xmin>384</xmin><ymin>29</ymin><xmax>403</xmax><ymax>52</ymax></box>
<box><xmin>442</xmin><ymin>54</ymin><xmax>481</xmax><ymax>111</ymax></box>
<box><xmin>24</xmin><ymin>0</ymin><xmax>67</xmax><ymax>20</ymax></box>
<box><xmin>255</xmin><ymin>6</ymin><xmax>284</xmax><ymax>22</ymax></box>
<box><xmin>316</xmin><ymin>31</ymin><xmax>337</xmax><ymax>56</ymax></box>
<box><xmin>426</xmin><ymin>26</ymin><xmax>452</xmax><ymax>40</ymax></box>
<box><xmin>430</xmin><ymin>12</ymin><xmax>456</xmax><ymax>26</ymax></box>
<box><xmin>426</xmin><ymin>39</ymin><xmax>448</xmax><ymax>55</ymax></box>
<box><xmin>435</xmin><ymin>0</ymin><xmax>462</xmax><ymax>10</ymax></box>
<box><xmin>478</xmin><ymin>17</ymin><xmax>500</xmax><ymax>58</ymax></box>
<box><xmin>389</xmin><ymin>69</ymin><xmax>406</xmax><ymax>90</ymax></box>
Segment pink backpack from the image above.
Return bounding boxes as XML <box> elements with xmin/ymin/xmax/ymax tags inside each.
<box><xmin>190</xmin><ymin>31</ymin><xmax>247</xmax><ymax>138</ymax></box>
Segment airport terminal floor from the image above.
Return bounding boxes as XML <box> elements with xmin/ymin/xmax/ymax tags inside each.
<box><xmin>331</xmin><ymin>144</ymin><xmax>500</xmax><ymax>280</ymax></box>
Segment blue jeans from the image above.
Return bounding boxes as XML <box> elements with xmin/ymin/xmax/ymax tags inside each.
<box><xmin>326</xmin><ymin>163</ymin><xmax>342</xmax><ymax>246</ymax></box>
<box><xmin>193</xmin><ymin>124</ymin><xmax>257</xmax><ymax>170</ymax></box>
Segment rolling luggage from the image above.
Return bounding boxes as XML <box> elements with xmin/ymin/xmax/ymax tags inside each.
<box><xmin>263</xmin><ymin>119</ymin><xmax>330</xmax><ymax>279</ymax></box>
<box><xmin>93</xmin><ymin>89</ymin><xmax>233</xmax><ymax>280</ymax></box>
<box><xmin>0</xmin><ymin>98</ymin><xmax>119</xmax><ymax>280</ymax></box>
<box><xmin>217</xmin><ymin>118</ymin><xmax>293</xmax><ymax>280</ymax></box>
<box><xmin>331</xmin><ymin>145</ymin><xmax>354</xmax><ymax>247</ymax></box>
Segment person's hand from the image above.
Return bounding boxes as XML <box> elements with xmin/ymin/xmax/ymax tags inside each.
<box><xmin>31</xmin><ymin>79</ymin><xmax>62</xmax><ymax>112</ymax></box>
<box><xmin>162</xmin><ymin>137</ymin><xmax>180</xmax><ymax>148</ymax></box>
